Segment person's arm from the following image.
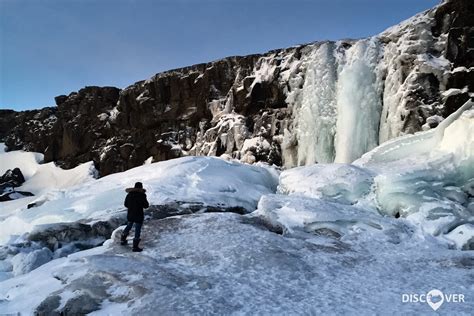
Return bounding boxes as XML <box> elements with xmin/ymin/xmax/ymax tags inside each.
<box><xmin>143</xmin><ymin>194</ymin><xmax>149</xmax><ymax>209</ymax></box>
<box><xmin>124</xmin><ymin>194</ymin><xmax>130</xmax><ymax>208</ymax></box>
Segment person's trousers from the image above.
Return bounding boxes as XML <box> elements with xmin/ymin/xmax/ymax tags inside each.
<box><xmin>123</xmin><ymin>221</ymin><xmax>142</xmax><ymax>240</ymax></box>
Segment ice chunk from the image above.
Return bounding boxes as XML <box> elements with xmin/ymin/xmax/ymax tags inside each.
<box><xmin>278</xmin><ymin>164</ymin><xmax>374</xmax><ymax>205</ymax></box>
<box><xmin>241</xmin><ymin>136</ymin><xmax>271</xmax><ymax>153</ymax></box>
<box><xmin>278</xmin><ymin>101</ymin><xmax>473</xmax><ymax>247</ymax></box>
<box><xmin>445</xmin><ymin>224</ymin><xmax>474</xmax><ymax>250</ymax></box>
<box><xmin>11</xmin><ymin>247</ymin><xmax>53</xmax><ymax>276</ymax></box>
<box><xmin>356</xmin><ymin>101</ymin><xmax>474</xmax><ymax>245</ymax></box>
<box><xmin>254</xmin><ymin>194</ymin><xmax>400</xmax><ymax>244</ymax></box>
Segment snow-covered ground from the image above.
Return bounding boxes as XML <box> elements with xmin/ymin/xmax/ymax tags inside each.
<box><xmin>0</xmin><ymin>102</ymin><xmax>473</xmax><ymax>314</ymax></box>
<box><xmin>1</xmin><ymin>213</ymin><xmax>473</xmax><ymax>314</ymax></box>
<box><xmin>0</xmin><ymin>155</ymin><xmax>278</xmax><ymax>245</ymax></box>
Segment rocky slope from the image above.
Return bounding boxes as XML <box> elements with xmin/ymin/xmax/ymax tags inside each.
<box><xmin>1</xmin><ymin>0</ymin><xmax>473</xmax><ymax>176</ymax></box>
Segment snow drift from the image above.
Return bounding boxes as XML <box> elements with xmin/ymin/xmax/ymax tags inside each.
<box><xmin>0</xmin><ymin>155</ymin><xmax>278</xmax><ymax>245</ymax></box>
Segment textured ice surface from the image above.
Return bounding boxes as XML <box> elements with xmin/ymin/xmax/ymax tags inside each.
<box><xmin>279</xmin><ymin>164</ymin><xmax>374</xmax><ymax>205</ymax></box>
<box><xmin>254</xmin><ymin>194</ymin><xmax>389</xmax><ymax>238</ymax></box>
<box><xmin>1</xmin><ymin>213</ymin><xmax>472</xmax><ymax>315</ymax></box>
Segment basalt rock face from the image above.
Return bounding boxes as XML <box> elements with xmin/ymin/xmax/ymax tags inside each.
<box><xmin>1</xmin><ymin>0</ymin><xmax>473</xmax><ymax>176</ymax></box>
<box><xmin>2</xmin><ymin>107</ymin><xmax>57</xmax><ymax>153</ymax></box>
<box><xmin>0</xmin><ymin>110</ymin><xmax>18</xmax><ymax>141</ymax></box>
<box><xmin>46</xmin><ymin>86</ymin><xmax>121</xmax><ymax>172</ymax></box>
<box><xmin>435</xmin><ymin>0</ymin><xmax>474</xmax><ymax>68</ymax></box>
<box><xmin>115</xmin><ymin>50</ymin><xmax>297</xmax><ymax>169</ymax></box>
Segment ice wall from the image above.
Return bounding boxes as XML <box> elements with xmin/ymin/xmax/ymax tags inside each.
<box><xmin>291</xmin><ymin>38</ymin><xmax>383</xmax><ymax>165</ymax></box>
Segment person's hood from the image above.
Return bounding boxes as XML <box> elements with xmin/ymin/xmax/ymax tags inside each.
<box><xmin>125</xmin><ymin>187</ymin><xmax>146</xmax><ymax>193</ymax></box>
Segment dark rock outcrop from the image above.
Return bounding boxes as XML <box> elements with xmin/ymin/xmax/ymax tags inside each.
<box><xmin>0</xmin><ymin>110</ymin><xmax>18</xmax><ymax>141</ymax></box>
<box><xmin>435</xmin><ymin>0</ymin><xmax>474</xmax><ymax>68</ymax></box>
<box><xmin>0</xmin><ymin>168</ymin><xmax>33</xmax><ymax>202</ymax></box>
<box><xmin>1</xmin><ymin>107</ymin><xmax>57</xmax><ymax>153</ymax></box>
<box><xmin>0</xmin><ymin>190</ymin><xmax>34</xmax><ymax>202</ymax></box>
<box><xmin>0</xmin><ymin>167</ymin><xmax>25</xmax><ymax>188</ymax></box>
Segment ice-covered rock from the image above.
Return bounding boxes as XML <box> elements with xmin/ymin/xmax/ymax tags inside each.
<box><xmin>278</xmin><ymin>164</ymin><xmax>374</xmax><ymax>205</ymax></box>
<box><xmin>10</xmin><ymin>247</ymin><xmax>53</xmax><ymax>276</ymax></box>
<box><xmin>254</xmin><ymin>194</ymin><xmax>395</xmax><ymax>240</ymax></box>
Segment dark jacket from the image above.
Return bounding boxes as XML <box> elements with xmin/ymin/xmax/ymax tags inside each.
<box><xmin>124</xmin><ymin>188</ymin><xmax>149</xmax><ymax>223</ymax></box>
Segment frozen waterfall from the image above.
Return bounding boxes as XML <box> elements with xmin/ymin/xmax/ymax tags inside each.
<box><xmin>334</xmin><ymin>39</ymin><xmax>383</xmax><ymax>163</ymax></box>
<box><xmin>292</xmin><ymin>38</ymin><xmax>383</xmax><ymax>165</ymax></box>
<box><xmin>296</xmin><ymin>42</ymin><xmax>337</xmax><ymax>165</ymax></box>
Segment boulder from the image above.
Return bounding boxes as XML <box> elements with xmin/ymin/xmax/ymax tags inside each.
<box><xmin>0</xmin><ymin>167</ymin><xmax>25</xmax><ymax>187</ymax></box>
<box><xmin>0</xmin><ymin>168</ymin><xmax>33</xmax><ymax>202</ymax></box>
<box><xmin>444</xmin><ymin>92</ymin><xmax>471</xmax><ymax>117</ymax></box>
<box><xmin>446</xmin><ymin>69</ymin><xmax>474</xmax><ymax>90</ymax></box>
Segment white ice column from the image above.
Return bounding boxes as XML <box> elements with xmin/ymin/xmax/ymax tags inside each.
<box><xmin>296</xmin><ymin>42</ymin><xmax>338</xmax><ymax>165</ymax></box>
<box><xmin>334</xmin><ymin>38</ymin><xmax>383</xmax><ymax>163</ymax></box>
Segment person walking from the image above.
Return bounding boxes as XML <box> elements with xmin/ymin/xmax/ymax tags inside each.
<box><xmin>121</xmin><ymin>181</ymin><xmax>149</xmax><ymax>252</ymax></box>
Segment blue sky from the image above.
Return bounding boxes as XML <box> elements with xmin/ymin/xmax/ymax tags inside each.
<box><xmin>1</xmin><ymin>0</ymin><xmax>439</xmax><ymax>110</ymax></box>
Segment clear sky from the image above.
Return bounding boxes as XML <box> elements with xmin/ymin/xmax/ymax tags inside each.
<box><xmin>1</xmin><ymin>0</ymin><xmax>439</xmax><ymax>111</ymax></box>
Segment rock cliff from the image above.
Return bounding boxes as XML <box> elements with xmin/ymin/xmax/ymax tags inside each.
<box><xmin>2</xmin><ymin>0</ymin><xmax>473</xmax><ymax>176</ymax></box>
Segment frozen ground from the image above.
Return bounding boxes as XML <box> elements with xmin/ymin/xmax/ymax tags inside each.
<box><xmin>1</xmin><ymin>213</ymin><xmax>473</xmax><ymax>315</ymax></box>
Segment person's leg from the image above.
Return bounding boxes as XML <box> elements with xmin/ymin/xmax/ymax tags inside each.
<box><xmin>123</xmin><ymin>222</ymin><xmax>134</xmax><ymax>235</ymax></box>
<box><xmin>121</xmin><ymin>222</ymin><xmax>134</xmax><ymax>245</ymax></box>
<box><xmin>134</xmin><ymin>222</ymin><xmax>142</xmax><ymax>240</ymax></box>
<box><xmin>132</xmin><ymin>222</ymin><xmax>143</xmax><ymax>252</ymax></box>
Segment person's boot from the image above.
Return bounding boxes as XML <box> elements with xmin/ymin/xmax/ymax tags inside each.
<box><xmin>132</xmin><ymin>238</ymin><xmax>143</xmax><ymax>252</ymax></box>
<box><xmin>120</xmin><ymin>232</ymin><xmax>128</xmax><ymax>245</ymax></box>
